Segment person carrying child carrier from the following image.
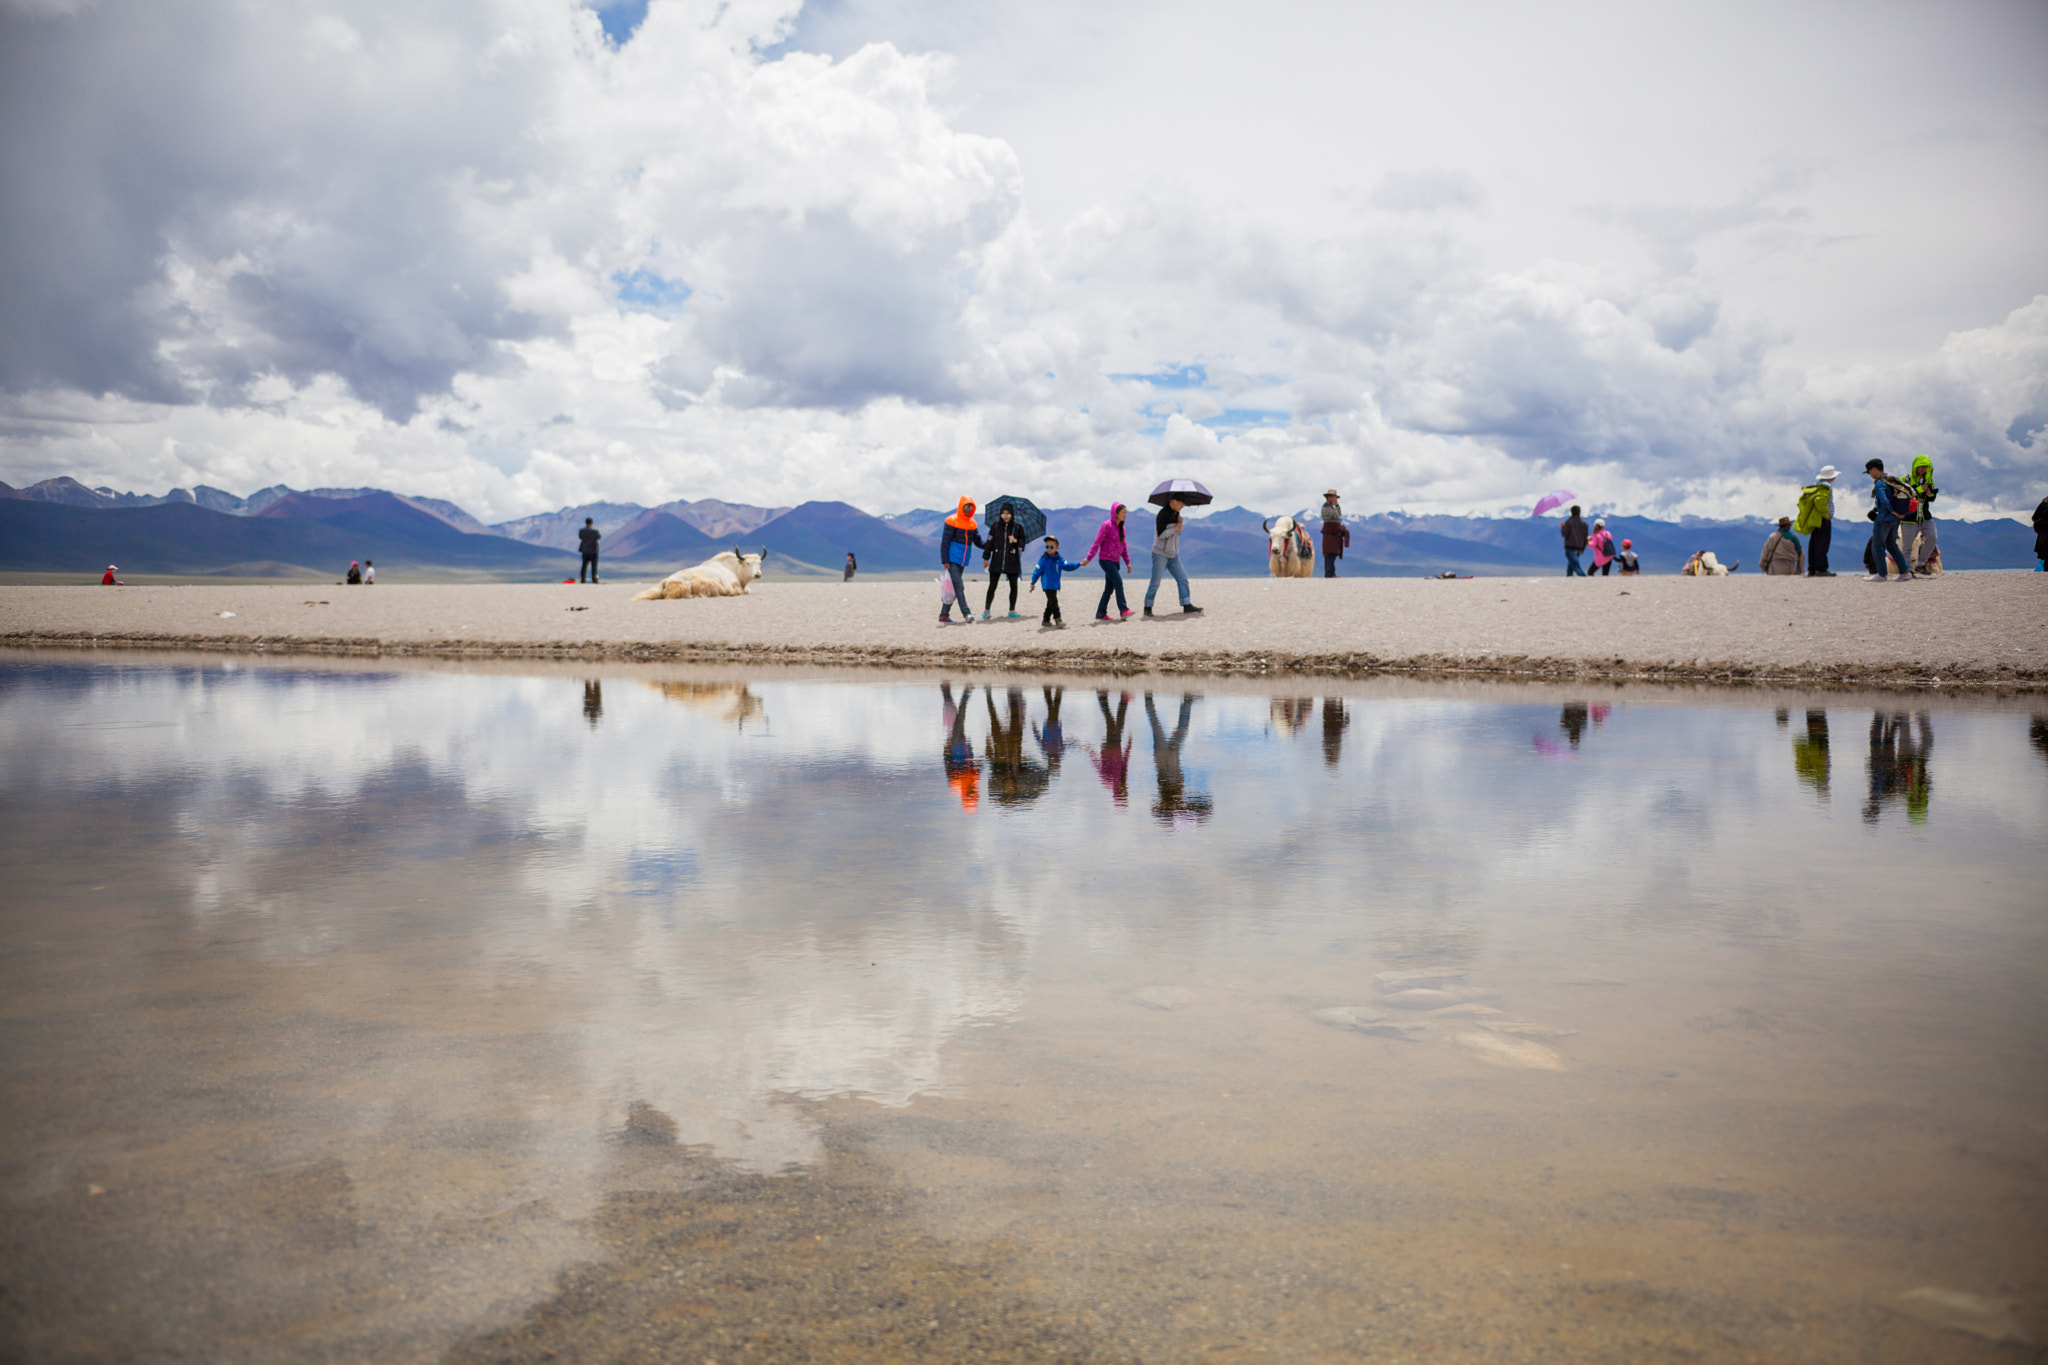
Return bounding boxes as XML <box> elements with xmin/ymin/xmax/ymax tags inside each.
<box><xmin>1863</xmin><ymin>459</ymin><xmax>1916</xmax><ymax>582</ymax></box>
<box><xmin>1795</xmin><ymin>466</ymin><xmax>1838</xmax><ymax>576</ymax></box>
<box><xmin>1900</xmin><ymin>454</ymin><xmax>1940</xmax><ymax>576</ymax></box>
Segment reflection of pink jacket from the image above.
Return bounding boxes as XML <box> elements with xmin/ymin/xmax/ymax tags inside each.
<box><xmin>1590</xmin><ymin>528</ymin><xmax>1615</xmax><ymax>567</ymax></box>
<box><xmin>1091</xmin><ymin>741</ymin><xmax>1132</xmax><ymax>806</ymax></box>
<box><xmin>1084</xmin><ymin>504</ymin><xmax>1132</xmax><ymax>567</ymax></box>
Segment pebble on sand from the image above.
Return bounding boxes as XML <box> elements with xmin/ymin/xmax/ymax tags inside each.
<box><xmin>1132</xmin><ymin>986</ymin><xmax>1197</xmax><ymax>1011</ymax></box>
<box><xmin>1453</xmin><ymin>1031</ymin><xmax>1567</xmax><ymax>1071</ymax></box>
<box><xmin>1886</xmin><ymin>1287</ymin><xmax>2036</xmax><ymax>1344</ymax></box>
<box><xmin>1382</xmin><ymin>988</ymin><xmax>1462</xmax><ymax>1010</ymax></box>
<box><xmin>1310</xmin><ymin>1006</ymin><xmax>1429</xmax><ymax>1042</ymax></box>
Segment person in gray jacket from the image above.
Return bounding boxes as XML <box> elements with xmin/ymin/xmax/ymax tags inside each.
<box><xmin>1144</xmin><ymin>497</ymin><xmax>1201</xmax><ymax>615</ymax></box>
<box><xmin>1759</xmin><ymin>517</ymin><xmax>1804</xmax><ymax>575</ymax></box>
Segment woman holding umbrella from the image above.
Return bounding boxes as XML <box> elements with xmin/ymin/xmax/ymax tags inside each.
<box><xmin>1144</xmin><ymin>478</ymin><xmax>1207</xmax><ymax>616</ymax></box>
<box><xmin>980</xmin><ymin>501</ymin><xmax>1033</xmax><ymax>619</ymax></box>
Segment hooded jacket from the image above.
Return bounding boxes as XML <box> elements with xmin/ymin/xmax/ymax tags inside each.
<box><xmin>939</xmin><ymin>497</ymin><xmax>986</xmax><ymax>566</ymax></box>
<box><xmin>984</xmin><ymin>512</ymin><xmax>1029</xmax><ymax>574</ymax></box>
<box><xmin>1085</xmin><ymin>503</ymin><xmax>1132</xmax><ymax>567</ymax></box>
<box><xmin>1906</xmin><ymin>455</ymin><xmax>1937</xmax><ymax>523</ymax></box>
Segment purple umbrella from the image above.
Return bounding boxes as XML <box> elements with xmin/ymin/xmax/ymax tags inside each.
<box><xmin>1530</xmin><ymin>489</ymin><xmax>1578</xmax><ymax>517</ymax></box>
<box><xmin>1148</xmin><ymin>478</ymin><xmax>1213</xmax><ymax>507</ymax></box>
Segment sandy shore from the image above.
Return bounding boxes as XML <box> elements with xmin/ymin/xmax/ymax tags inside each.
<box><xmin>4</xmin><ymin>573</ymin><xmax>2045</xmax><ymax>690</ymax></box>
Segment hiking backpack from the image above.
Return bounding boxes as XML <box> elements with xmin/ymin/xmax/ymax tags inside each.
<box><xmin>1793</xmin><ymin>484</ymin><xmax>1831</xmax><ymax>535</ymax></box>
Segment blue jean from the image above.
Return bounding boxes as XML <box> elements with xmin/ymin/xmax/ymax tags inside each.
<box><xmin>940</xmin><ymin>561</ymin><xmax>970</xmax><ymax>618</ymax></box>
<box><xmin>1145</xmin><ymin>551</ymin><xmax>1190</xmax><ymax>609</ymax></box>
<box><xmin>1565</xmin><ymin>548</ymin><xmax>1585</xmax><ymax>576</ymax></box>
<box><xmin>1872</xmin><ymin>520</ymin><xmax>1907</xmax><ymax>577</ymax></box>
<box><xmin>1096</xmin><ymin>561</ymin><xmax>1128</xmax><ymax>617</ymax></box>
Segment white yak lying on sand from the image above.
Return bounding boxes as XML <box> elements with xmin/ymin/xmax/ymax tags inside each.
<box><xmin>634</xmin><ymin>550</ymin><xmax>765</xmax><ymax>599</ymax></box>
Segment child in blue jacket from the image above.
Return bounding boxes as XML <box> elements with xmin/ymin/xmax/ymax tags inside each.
<box><xmin>1029</xmin><ymin>536</ymin><xmax>1081</xmax><ymax>628</ymax></box>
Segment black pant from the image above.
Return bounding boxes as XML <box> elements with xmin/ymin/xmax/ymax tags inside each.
<box><xmin>580</xmin><ymin>553</ymin><xmax>599</xmax><ymax>583</ymax></box>
<box><xmin>1595</xmin><ymin>560</ymin><xmax>1610</xmax><ymax>576</ymax></box>
<box><xmin>1808</xmin><ymin>519</ymin><xmax>1831</xmax><ymax>574</ymax></box>
<box><xmin>1042</xmin><ymin>589</ymin><xmax>1062</xmax><ymax>625</ymax></box>
<box><xmin>984</xmin><ymin>568</ymin><xmax>1019</xmax><ymax>614</ymax></box>
<box><xmin>1323</xmin><ymin>553</ymin><xmax>1338</xmax><ymax>577</ymax></box>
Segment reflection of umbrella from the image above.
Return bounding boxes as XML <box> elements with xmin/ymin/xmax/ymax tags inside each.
<box><xmin>983</xmin><ymin>495</ymin><xmax>1046</xmax><ymax>543</ymax></box>
<box><xmin>1149</xmin><ymin>478</ymin><xmax>1213</xmax><ymax>507</ymax></box>
<box><xmin>1531</xmin><ymin>489</ymin><xmax>1578</xmax><ymax>517</ymax></box>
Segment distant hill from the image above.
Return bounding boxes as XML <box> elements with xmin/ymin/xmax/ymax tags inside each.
<box><xmin>753</xmin><ymin>501</ymin><xmax>933</xmax><ymax>573</ymax></box>
<box><xmin>247</xmin><ymin>492</ymin><xmax>576</xmax><ymax>573</ymax></box>
<box><xmin>605</xmin><ymin>509</ymin><xmax>721</xmax><ymax>563</ymax></box>
<box><xmin>1</xmin><ymin>500</ymin><xmax>366</xmax><ymax>575</ymax></box>
<box><xmin>492</xmin><ymin>502</ymin><xmax>651</xmax><ymax>550</ymax></box>
<box><xmin>664</xmin><ymin>498</ymin><xmax>789</xmax><ymax>539</ymax></box>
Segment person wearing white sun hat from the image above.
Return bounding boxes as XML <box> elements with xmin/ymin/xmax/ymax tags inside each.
<box><xmin>1798</xmin><ymin>465</ymin><xmax>1840</xmax><ymax>576</ymax></box>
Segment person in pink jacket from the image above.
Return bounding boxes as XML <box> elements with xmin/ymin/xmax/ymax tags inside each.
<box><xmin>1081</xmin><ymin>502</ymin><xmax>1135</xmax><ymax>620</ymax></box>
<box><xmin>1589</xmin><ymin>519</ymin><xmax>1617</xmax><ymax>576</ymax></box>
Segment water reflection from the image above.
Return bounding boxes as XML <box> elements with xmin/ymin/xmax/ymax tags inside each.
<box><xmin>1793</xmin><ymin>708</ymin><xmax>1831</xmax><ymax>798</ymax></box>
<box><xmin>3</xmin><ymin>659</ymin><xmax>2045</xmax><ymax>1365</ymax></box>
<box><xmin>1864</xmin><ymin>710</ymin><xmax>1933</xmax><ymax>824</ymax></box>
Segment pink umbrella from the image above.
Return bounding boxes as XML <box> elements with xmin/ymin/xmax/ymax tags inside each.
<box><xmin>1530</xmin><ymin>489</ymin><xmax>1578</xmax><ymax>517</ymax></box>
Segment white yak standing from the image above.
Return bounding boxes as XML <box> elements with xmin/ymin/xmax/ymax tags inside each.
<box><xmin>634</xmin><ymin>549</ymin><xmax>766</xmax><ymax>599</ymax></box>
<box><xmin>1263</xmin><ymin>516</ymin><xmax>1316</xmax><ymax>578</ymax></box>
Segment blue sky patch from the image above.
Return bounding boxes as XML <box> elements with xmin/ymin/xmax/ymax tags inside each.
<box><xmin>1109</xmin><ymin>364</ymin><xmax>1207</xmax><ymax>390</ymax></box>
<box><xmin>1198</xmin><ymin>407</ymin><xmax>1292</xmax><ymax>430</ymax></box>
<box><xmin>613</xmin><ymin>269</ymin><xmax>692</xmax><ymax>314</ymax></box>
<box><xmin>592</xmin><ymin>0</ymin><xmax>649</xmax><ymax>47</ymax></box>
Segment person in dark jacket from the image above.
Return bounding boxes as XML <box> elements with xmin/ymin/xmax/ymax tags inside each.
<box><xmin>938</xmin><ymin>497</ymin><xmax>986</xmax><ymax>624</ymax></box>
<box><xmin>1560</xmin><ymin>506</ymin><xmax>1589</xmax><ymax>576</ymax></box>
<box><xmin>1320</xmin><ymin>512</ymin><xmax>1350</xmax><ymax>577</ymax></box>
<box><xmin>578</xmin><ymin>517</ymin><xmax>601</xmax><ymax>583</ymax></box>
<box><xmin>2034</xmin><ymin>494</ymin><xmax>2048</xmax><ymax>571</ymax></box>
<box><xmin>981</xmin><ymin>504</ymin><xmax>1029</xmax><ymax>619</ymax></box>
<box><xmin>843</xmin><ymin>552</ymin><xmax>857</xmax><ymax>581</ymax></box>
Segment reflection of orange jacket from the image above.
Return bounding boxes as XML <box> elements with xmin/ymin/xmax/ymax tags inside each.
<box><xmin>948</xmin><ymin>769</ymin><xmax>980</xmax><ymax>811</ymax></box>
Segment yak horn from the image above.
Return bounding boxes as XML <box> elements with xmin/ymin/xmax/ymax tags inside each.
<box><xmin>1262</xmin><ymin>516</ymin><xmax>1276</xmax><ymax>533</ymax></box>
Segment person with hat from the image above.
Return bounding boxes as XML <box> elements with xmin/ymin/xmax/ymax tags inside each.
<box><xmin>1616</xmin><ymin>539</ymin><xmax>1640</xmax><ymax>575</ymax></box>
<box><xmin>1589</xmin><ymin>519</ymin><xmax>1617</xmax><ymax>575</ymax></box>
<box><xmin>1799</xmin><ymin>466</ymin><xmax>1839</xmax><ymax>576</ymax></box>
<box><xmin>1318</xmin><ymin>490</ymin><xmax>1348</xmax><ymax>577</ymax></box>
<box><xmin>100</xmin><ymin>564</ymin><xmax>123</xmax><ymax>586</ymax></box>
<box><xmin>1760</xmin><ymin>516</ymin><xmax>1805</xmax><ymax>575</ymax></box>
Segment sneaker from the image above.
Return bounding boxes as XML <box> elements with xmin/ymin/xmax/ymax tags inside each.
<box><xmin>1095</xmin><ymin>614</ymin><xmax>1111</xmax><ymax>621</ymax></box>
<box><xmin>1182</xmin><ymin>603</ymin><xmax>1202</xmax><ymax>613</ymax></box>
<box><xmin>1143</xmin><ymin>606</ymin><xmax>1155</xmax><ymax>617</ymax></box>
<box><xmin>1119</xmin><ymin>608</ymin><xmax>1134</xmax><ymax>619</ymax></box>
<box><xmin>1008</xmin><ymin>610</ymin><xmax>1021</xmax><ymax>618</ymax></box>
<box><xmin>1864</xmin><ymin>574</ymin><xmax>1886</xmax><ymax>582</ymax></box>
<box><xmin>980</xmin><ymin>611</ymin><xmax>991</xmax><ymax>621</ymax></box>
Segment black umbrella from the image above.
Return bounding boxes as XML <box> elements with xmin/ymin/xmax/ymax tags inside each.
<box><xmin>982</xmin><ymin>495</ymin><xmax>1046</xmax><ymax>544</ymax></box>
<box><xmin>1148</xmin><ymin>478</ymin><xmax>1213</xmax><ymax>507</ymax></box>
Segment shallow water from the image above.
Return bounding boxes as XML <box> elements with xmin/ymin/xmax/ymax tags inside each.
<box><xmin>1</xmin><ymin>655</ymin><xmax>2044</xmax><ymax>1363</ymax></box>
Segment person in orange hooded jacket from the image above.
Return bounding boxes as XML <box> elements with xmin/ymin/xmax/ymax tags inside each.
<box><xmin>938</xmin><ymin>497</ymin><xmax>985</xmax><ymax>624</ymax></box>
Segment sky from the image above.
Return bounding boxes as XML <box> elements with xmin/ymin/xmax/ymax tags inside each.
<box><xmin>0</xmin><ymin>0</ymin><xmax>2043</xmax><ymax>523</ymax></box>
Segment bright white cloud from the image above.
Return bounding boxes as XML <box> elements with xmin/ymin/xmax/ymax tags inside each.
<box><xmin>0</xmin><ymin>0</ymin><xmax>2043</xmax><ymax>521</ymax></box>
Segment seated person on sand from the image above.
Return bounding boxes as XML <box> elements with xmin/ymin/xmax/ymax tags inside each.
<box><xmin>101</xmin><ymin>564</ymin><xmax>123</xmax><ymax>586</ymax></box>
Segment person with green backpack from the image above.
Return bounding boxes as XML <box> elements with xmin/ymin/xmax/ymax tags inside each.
<box><xmin>1795</xmin><ymin>465</ymin><xmax>1839</xmax><ymax>576</ymax></box>
<box><xmin>1863</xmin><ymin>459</ymin><xmax>1916</xmax><ymax>582</ymax></box>
<box><xmin>1900</xmin><ymin>454</ymin><xmax>1939</xmax><ymax>575</ymax></box>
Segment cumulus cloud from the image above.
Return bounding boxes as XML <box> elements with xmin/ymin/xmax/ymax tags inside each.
<box><xmin>0</xmin><ymin>0</ymin><xmax>2043</xmax><ymax>521</ymax></box>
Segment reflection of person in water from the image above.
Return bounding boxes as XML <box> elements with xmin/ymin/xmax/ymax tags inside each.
<box><xmin>1557</xmin><ymin>701</ymin><xmax>1611</xmax><ymax>750</ymax></box>
<box><xmin>983</xmin><ymin>687</ymin><xmax>1050</xmax><ymax>807</ymax></box>
<box><xmin>1863</xmin><ymin>711</ymin><xmax>1932</xmax><ymax>825</ymax></box>
<box><xmin>1320</xmin><ymin>696</ymin><xmax>1349</xmax><ymax>770</ymax></box>
<box><xmin>1033</xmin><ymin>686</ymin><xmax>1068</xmax><ymax>778</ymax></box>
<box><xmin>2030</xmin><ymin>715</ymin><xmax>2048</xmax><ymax>771</ymax></box>
<box><xmin>582</xmin><ymin>679</ymin><xmax>603</xmax><ymax>728</ymax></box>
<box><xmin>1792</xmin><ymin>709</ymin><xmax>1830</xmax><ymax>798</ymax></box>
<box><xmin>1090</xmin><ymin>690</ymin><xmax>1134</xmax><ymax>807</ymax></box>
<box><xmin>1146</xmin><ymin>692</ymin><xmax>1212</xmax><ymax>826</ymax></box>
<box><xmin>941</xmin><ymin>682</ymin><xmax>980</xmax><ymax>811</ymax></box>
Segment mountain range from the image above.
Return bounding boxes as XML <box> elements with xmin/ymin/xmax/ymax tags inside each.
<box><xmin>1</xmin><ymin>475</ymin><xmax>2036</xmax><ymax>579</ymax></box>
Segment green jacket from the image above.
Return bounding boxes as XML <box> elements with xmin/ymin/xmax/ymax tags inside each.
<box><xmin>1906</xmin><ymin>455</ymin><xmax>1937</xmax><ymax>523</ymax></box>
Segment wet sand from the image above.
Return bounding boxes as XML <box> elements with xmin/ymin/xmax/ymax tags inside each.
<box><xmin>3</xmin><ymin>574</ymin><xmax>2045</xmax><ymax>689</ymax></box>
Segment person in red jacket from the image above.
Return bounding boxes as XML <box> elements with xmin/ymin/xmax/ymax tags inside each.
<box><xmin>100</xmin><ymin>564</ymin><xmax>123</xmax><ymax>585</ymax></box>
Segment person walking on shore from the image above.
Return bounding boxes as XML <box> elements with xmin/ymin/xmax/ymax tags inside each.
<box><xmin>1798</xmin><ymin>466</ymin><xmax>1838</xmax><ymax>575</ymax></box>
<box><xmin>2034</xmin><ymin>493</ymin><xmax>2048</xmax><ymax>571</ymax></box>
<box><xmin>1589</xmin><ymin>519</ymin><xmax>1616</xmax><ymax>576</ymax></box>
<box><xmin>1863</xmin><ymin>460</ymin><xmax>1913</xmax><ymax>582</ymax></box>
<box><xmin>1082</xmin><ymin>502</ymin><xmax>1134</xmax><ymax>621</ymax></box>
<box><xmin>981</xmin><ymin>503</ymin><xmax>1028</xmax><ymax>619</ymax></box>
<box><xmin>843</xmin><ymin>552</ymin><xmax>856</xmax><ymax>581</ymax></box>
<box><xmin>939</xmin><ymin>497</ymin><xmax>986</xmax><ymax>623</ymax></box>
<box><xmin>1901</xmin><ymin>454</ymin><xmax>1940</xmax><ymax>575</ymax></box>
<box><xmin>1144</xmin><ymin>497</ymin><xmax>1200</xmax><ymax>615</ymax></box>
<box><xmin>1760</xmin><ymin>516</ymin><xmax>1804</xmax><ymax>575</ymax></box>
<box><xmin>1561</xmin><ymin>506</ymin><xmax>1589</xmax><ymax>576</ymax></box>
<box><xmin>1029</xmin><ymin>535</ymin><xmax>1079</xmax><ymax>627</ymax></box>
<box><xmin>578</xmin><ymin>517</ymin><xmax>601</xmax><ymax>584</ymax></box>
